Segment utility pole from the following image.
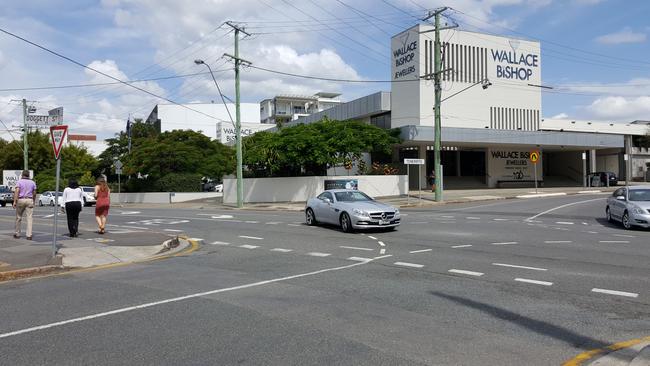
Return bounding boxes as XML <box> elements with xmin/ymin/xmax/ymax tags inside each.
<box><xmin>421</xmin><ymin>8</ymin><xmax>454</xmax><ymax>202</ymax></box>
<box><xmin>224</xmin><ymin>21</ymin><xmax>251</xmax><ymax>208</ymax></box>
<box><xmin>22</xmin><ymin>99</ymin><xmax>28</xmax><ymax>170</ymax></box>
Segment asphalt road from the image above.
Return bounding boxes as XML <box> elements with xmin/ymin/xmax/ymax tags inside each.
<box><xmin>0</xmin><ymin>193</ymin><xmax>648</xmax><ymax>365</ymax></box>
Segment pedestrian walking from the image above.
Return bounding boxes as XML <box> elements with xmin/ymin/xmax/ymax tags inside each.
<box><xmin>94</xmin><ymin>177</ymin><xmax>110</xmax><ymax>234</ymax></box>
<box><xmin>13</xmin><ymin>170</ymin><xmax>36</xmax><ymax>240</ymax></box>
<box><xmin>428</xmin><ymin>170</ymin><xmax>436</xmax><ymax>192</ymax></box>
<box><xmin>61</xmin><ymin>179</ymin><xmax>83</xmax><ymax>237</ymax></box>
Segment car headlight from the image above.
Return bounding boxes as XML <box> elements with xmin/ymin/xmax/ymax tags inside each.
<box><xmin>353</xmin><ymin>208</ymin><xmax>369</xmax><ymax>217</ymax></box>
<box><xmin>394</xmin><ymin>208</ymin><xmax>400</xmax><ymax>215</ymax></box>
<box><xmin>630</xmin><ymin>206</ymin><xmax>648</xmax><ymax>215</ymax></box>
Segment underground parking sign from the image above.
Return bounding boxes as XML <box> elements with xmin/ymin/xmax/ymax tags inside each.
<box><xmin>529</xmin><ymin>150</ymin><xmax>540</xmax><ymax>164</ymax></box>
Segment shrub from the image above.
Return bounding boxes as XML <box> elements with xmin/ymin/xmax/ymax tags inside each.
<box><xmin>154</xmin><ymin>173</ymin><xmax>203</xmax><ymax>192</ymax></box>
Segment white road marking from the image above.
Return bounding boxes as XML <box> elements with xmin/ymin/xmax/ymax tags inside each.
<box><xmin>491</xmin><ymin>241</ymin><xmax>518</xmax><ymax>245</ymax></box>
<box><xmin>578</xmin><ymin>190</ymin><xmax>601</xmax><ymax>194</ymax></box>
<box><xmin>544</xmin><ymin>240</ymin><xmax>572</xmax><ymax>244</ymax></box>
<box><xmin>555</xmin><ymin>221</ymin><xmax>574</xmax><ymax>225</ymax></box>
<box><xmin>239</xmin><ymin>245</ymin><xmax>259</xmax><ymax>249</ymax></box>
<box><xmin>239</xmin><ymin>235</ymin><xmax>263</xmax><ymax>240</ymax></box>
<box><xmin>379</xmin><ymin>248</ymin><xmax>386</xmax><ymax>255</ymax></box>
<box><xmin>210</xmin><ymin>241</ymin><xmax>230</xmax><ymax>245</ymax></box>
<box><xmin>394</xmin><ymin>262</ymin><xmax>424</xmax><ymax>268</ymax></box>
<box><xmin>367</xmin><ymin>236</ymin><xmax>377</xmax><ymax>240</ymax></box>
<box><xmin>378</xmin><ymin>241</ymin><xmax>385</xmax><ymax>247</ymax></box>
<box><xmin>265</xmin><ymin>222</ymin><xmax>281</xmax><ymax>225</ymax></box>
<box><xmin>591</xmin><ymin>288</ymin><xmax>638</xmax><ymax>298</ymax></box>
<box><xmin>613</xmin><ymin>234</ymin><xmax>635</xmax><ymax>238</ymax></box>
<box><xmin>117</xmin><ymin>225</ymin><xmax>148</xmax><ymax>230</ymax></box>
<box><xmin>587</xmin><ymin>231</ymin><xmax>599</xmax><ymax>234</ymax></box>
<box><xmin>525</xmin><ymin>197</ymin><xmax>605</xmax><ymax>221</ymax></box>
<box><xmin>164</xmin><ymin>229</ymin><xmax>183</xmax><ymax>232</ymax></box>
<box><xmin>347</xmin><ymin>257</ymin><xmax>371</xmax><ymax>262</ymax></box>
<box><xmin>452</xmin><ymin>245</ymin><xmax>472</xmax><ymax>248</ymax></box>
<box><xmin>287</xmin><ymin>224</ymin><xmax>301</xmax><ymax>227</ymax></box>
<box><xmin>410</xmin><ymin>249</ymin><xmax>432</xmax><ymax>253</ymax></box>
<box><xmin>43</xmin><ymin>214</ymin><xmax>55</xmax><ymax>218</ymax></box>
<box><xmin>448</xmin><ymin>269</ymin><xmax>484</xmax><ymax>277</ymax></box>
<box><xmin>599</xmin><ymin>240</ymin><xmax>630</xmax><ymax>243</ymax></box>
<box><xmin>271</xmin><ymin>248</ymin><xmax>292</xmax><ymax>252</ymax></box>
<box><xmin>0</xmin><ymin>257</ymin><xmax>388</xmax><ymax>339</ymax></box>
<box><xmin>466</xmin><ymin>217</ymin><xmax>480</xmax><ymax>220</ymax></box>
<box><xmin>493</xmin><ymin>218</ymin><xmax>509</xmax><ymax>221</ymax></box>
<box><xmin>441</xmin><ymin>215</ymin><xmax>455</xmax><ymax>218</ymax></box>
<box><xmin>492</xmin><ymin>263</ymin><xmax>548</xmax><ymax>271</ymax></box>
<box><xmin>245</xmin><ymin>221</ymin><xmax>259</xmax><ymax>224</ymax></box>
<box><xmin>307</xmin><ymin>252</ymin><xmax>331</xmax><ymax>257</ymax></box>
<box><xmin>515</xmin><ymin>278</ymin><xmax>553</xmax><ymax>286</ymax></box>
<box><xmin>212</xmin><ymin>214</ymin><xmax>234</xmax><ymax>219</ymax></box>
<box><xmin>339</xmin><ymin>246</ymin><xmax>374</xmax><ymax>251</ymax></box>
<box><xmin>189</xmin><ymin>238</ymin><xmax>204</xmax><ymax>242</ymax></box>
<box><xmin>119</xmin><ymin>211</ymin><xmax>141</xmax><ymax>215</ymax></box>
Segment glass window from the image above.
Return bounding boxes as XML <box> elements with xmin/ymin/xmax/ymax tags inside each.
<box><xmin>613</xmin><ymin>188</ymin><xmax>624</xmax><ymax>197</ymax></box>
<box><xmin>628</xmin><ymin>189</ymin><xmax>650</xmax><ymax>201</ymax></box>
<box><xmin>334</xmin><ymin>191</ymin><xmax>372</xmax><ymax>202</ymax></box>
<box><xmin>318</xmin><ymin>192</ymin><xmax>333</xmax><ymax>201</ymax></box>
<box><xmin>83</xmin><ymin>187</ymin><xmax>94</xmax><ymax>192</ymax></box>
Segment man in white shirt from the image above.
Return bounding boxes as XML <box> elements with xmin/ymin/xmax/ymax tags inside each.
<box><xmin>61</xmin><ymin>179</ymin><xmax>84</xmax><ymax>237</ymax></box>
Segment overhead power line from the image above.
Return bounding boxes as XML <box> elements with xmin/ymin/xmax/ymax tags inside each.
<box><xmin>0</xmin><ymin>27</ymin><xmax>229</xmax><ymax>123</ymax></box>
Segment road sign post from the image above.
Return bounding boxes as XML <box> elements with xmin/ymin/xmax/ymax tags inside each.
<box><xmin>404</xmin><ymin>159</ymin><xmax>425</xmax><ymax>205</ymax></box>
<box><xmin>114</xmin><ymin>160</ymin><xmax>123</xmax><ymax>206</ymax></box>
<box><xmin>530</xmin><ymin>150</ymin><xmax>540</xmax><ymax>194</ymax></box>
<box><xmin>50</xmin><ymin>125</ymin><xmax>68</xmax><ymax>257</ymax></box>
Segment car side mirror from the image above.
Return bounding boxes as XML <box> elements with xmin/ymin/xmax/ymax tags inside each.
<box><xmin>323</xmin><ymin>198</ymin><xmax>332</xmax><ymax>204</ymax></box>
<box><xmin>616</xmin><ymin>195</ymin><xmax>626</xmax><ymax>201</ymax></box>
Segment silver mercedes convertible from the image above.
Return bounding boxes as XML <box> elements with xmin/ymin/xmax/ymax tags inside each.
<box><xmin>305</xmin><ymin>189</ymin><xmax>401</xmax><ymax>233</ymax></box>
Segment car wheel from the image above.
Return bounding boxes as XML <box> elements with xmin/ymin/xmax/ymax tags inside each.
<box><xmin>606</xmin><ymin>207</ymin><xmax>613</xmax><ymax>222</ymax></box>
<box><xmin>39</xmin><ymin>200</ymin><xmax>43</xmax><ymax>207</ymax></box>
<box><xmin>622</xmin><ymin>211</ymin><xmax>632</xmax><ymax>230</ymax></box>
<box><xmin>83</xmin><ymin>198</ymin><xmax>87</xmax><ymax>207</ymax></box>
<box><xmin>49</xmin><ymin>200</ymin><xmax>54</xmax><ymax>206</ymax></box>
<box><xmin>0</xmin><ymin>202</ymin><xmax>5</xmax><ymax>207</ymax></box>
<box><xmin>340</xmin><ymin>212</ymin><xmax>354</xmax><ymax>233</ymax></box>
<box><xmin>305</xmin><ymin>208</ymin><xmax>317</xmax><ymax>226</ymax></box>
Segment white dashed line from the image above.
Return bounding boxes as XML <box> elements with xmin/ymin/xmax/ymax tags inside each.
<box><xmin>287</xmin><ymin>224</ymin><xmax>301</xmax><ymax>227</ymax></box>
<box><xmin>164</xmin><ymin>229</ymin><xmax>183</xmax><ymax>232</ymax></box>
<box><xmin>239</xmin><ymin>235</ymin><xmax>263</xmax><ymax>240</ymax></box>
<box><xmin>544</xmin><ymin>240</ymin><xmax>572</xmax><ymax>244</ymax></box>
<box><xmin>410</xmin><ymin>249</ymin><xmax>432</xmax><ymax>253</ymax></box>
<box><xmin>379</xmin><ymin>248</ymin><xmax>386</xmax><ymax>255</ymax></box>
<box><xmin>347</xmin><ymin>257</ymin><xmax>372</xmax><ymax>262</ymax></box>
<box><xmin>367</xmin><ymin>236</ymin><xmax>377</xmax><ymax>240</ymax></box>
<box><xmin>271</xmin><ymin>248</ymin><xmax>292</xmax><ymax>253</ymax></box>
<box><xmin>613</xmin><ymin>234</ymin><xmax>635</xmax><ymax>238</ymax></box>
<box><xmin>245</xmin><ymin>221</ymin><xmax>259</xmax><ymax>224</ymax></box>
<box><xmin>265</xmin><ymin>222</ymin><xmax>281</xmax><ymax>225</ymax></box>
<box><xmin>307</xmin><ymin>252</ymin><xmax>331</xmax><ymax>257</ymax></box>
<box><xmin>239</xmin><ymin>245</ymin><xmax>259</xmax><ymax>249</ymax></box>
<box><xmin>586</xmin><ymin>231</ymin><xmax>599</xmax><ymax>234</ymax></box>
<box><xmin>591</xmin><ymin>288</ymin><xmax>638</xmax><ymax>298</ymax></box>
<box><xmin>339</xmin><ymin>246</ymin><xmax>374</xmax><ymax>251</ymax></box>
<box><xmin>378</xmin><ymin>241</ymin><xmax>385</xmax><ymax>247</ymax></box>
<box><xmin>466</xmin><ymin>217</ymin><xmax>480</xmax><ymax>220</ymax></box>
<box><xmin>599</xmin><ymin>240</ymin><xmax>630</xmax><ymax>243</ymax></box>
<box><xmin>210</xmin><ymin>241</ymin><xmax>230</xmax><ymax>245</ymax></box>
<box><xmin>555</xmin><ymin>221</ymin><xmax>574</xmax><ymax>225</ymax></box>
<box><xmin>492</xmin><ymin>263</ymin><xmax>548</xmax><ymax>271</ymax></box>
<box><xmin>394</xmin><ymin>262</ymin><xmax>424</xmax><ymax>268</ymax></box>
<box><xmin>493</xmin><ymin>218</ymin><xmax>509</xmax><ymax>221</ymax></box>
<box><xmin>448</xmin><ymin>269</ymin><xmax>484</xmax><ymax>277</ymax></box>
<box><xmin>452</xmin><ymin>245</ymin><xmax>472</xmax><ymax>248</ymax></box>
<box><xmin>491</xmin><ymin>242</ymin><xmax>518</xmax><ymax>245</ymax></box>
<box><xmin>515</xmin><ymin>278</ymin><xmax>553</xmax><ymax>286</ymax></box>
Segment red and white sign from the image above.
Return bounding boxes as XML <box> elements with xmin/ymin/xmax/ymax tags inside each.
<box><xmin>50</xmin><ymin>125</ymin><xmax>68</xmax><ymax>159</ymax></box>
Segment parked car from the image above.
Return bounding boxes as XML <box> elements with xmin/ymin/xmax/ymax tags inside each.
<box><xmin>214</xmin><ymin>184</ymin><xmax>223</xmax><ymax>193</ymax></box>
<box><xmin>305</xmin><ymin>189</ymin><xmax>401</xmax><ymax>233</ymax></box>
<box><xmin>606</xmin><ymin>186</ymin><xmax>650</xmax><ymax>229</ymax></box>
<box><xmin>38</xmin><ymin>191</ymin><xmax>63</xmax><ymax>206</ymax></box>
<box><xmin>80</xmin><ymin>186</ymin><xmax>96</xmax><ymax>206</ymax></box>
<box><xmin>0</xmin><ymin>186</ymin><xmax>13</xmax><ymax>207</ymax></box>
<box><xmin>590</xmin><ymin>172</ymin><xmax>618</xmax><ymax>186</ymax></box>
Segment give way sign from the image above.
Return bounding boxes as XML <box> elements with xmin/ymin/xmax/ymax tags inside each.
<box><xmin>50</xmin><ymin>125</ymin><xmax>68</xmax><ymax>159</ymax></box>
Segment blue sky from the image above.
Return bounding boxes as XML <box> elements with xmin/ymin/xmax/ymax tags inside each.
<box><xmin>1</xmin><ymin>0</ymin><xmax>649</xmax><ymax>140</ymax></box>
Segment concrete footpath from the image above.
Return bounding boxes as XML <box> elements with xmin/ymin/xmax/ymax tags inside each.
<box><xmin>0</xmin><ymin>227</ymin><xmax>189</xmax><ymax>281</ymax></box>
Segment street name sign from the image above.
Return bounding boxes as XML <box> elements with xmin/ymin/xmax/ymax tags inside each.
<box><xmin>50</xmin><ymin>125</ymin><xmax>68</xmax><ymax>160</ymax></box>
<box><xmin>404</xmin><ymin>158</ymin><xmax>425</xmax><ymax>165</ymax></box>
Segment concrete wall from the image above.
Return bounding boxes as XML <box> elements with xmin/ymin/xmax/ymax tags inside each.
<box><xmin>223</xmin><ymin>175</ymin><xmax>408</xmax><ymax>204</ymax></box>
<box><xmin>110</xmin><ymin>192</ymin><xmax>222</xmax><ymax>204</ymax></box>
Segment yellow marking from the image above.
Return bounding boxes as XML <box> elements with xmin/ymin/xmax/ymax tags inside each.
<box><xmin>0</xmin><ymin>236</ymin><xmax>200</xmax><ymax>284</ymax></box>
<box><xmin>562</xmin><ymin>335</ymin><xmax>650</xmax><ymax>366</ymax></box>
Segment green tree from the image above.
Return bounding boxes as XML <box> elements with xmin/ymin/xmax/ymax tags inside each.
<box><xmin>97</xmin><ymin>119</ymin><xmax>157</xmax><ymax>178</ymax></box>
<box><xmin>0</xmin><ymin>131</ymin><xmax>54</xmax><ymax>173</ymax></box>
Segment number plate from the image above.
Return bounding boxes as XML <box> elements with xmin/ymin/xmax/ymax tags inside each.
<box><xmin>379</xmin><ymin>219</ymin><xmax>389</xmax><ymax>225</ymax></box>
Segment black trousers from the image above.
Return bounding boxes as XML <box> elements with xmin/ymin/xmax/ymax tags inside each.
<box><xmin>65</xmin><ymin>201</ymin><xmax>82</xmax><ymax>236</ymax></box>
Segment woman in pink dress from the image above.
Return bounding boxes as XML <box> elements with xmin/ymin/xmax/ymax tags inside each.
<box><xmin>94</xmin><ymin>177</ymin><xmax>111</xmax><ymax>234</ymax></box>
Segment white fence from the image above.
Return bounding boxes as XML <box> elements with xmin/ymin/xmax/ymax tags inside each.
<box><xmin>110</xmin><ymin>192</ymin><xmax>222</xmax><ymax>204</ymax></box>
<box><xmin>223</xmin><ymin>175</ymin><xmax>408</xmax><ymax>204</ymax></box>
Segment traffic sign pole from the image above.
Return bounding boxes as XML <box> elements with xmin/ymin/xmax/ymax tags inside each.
<box><xmin>534</xmin><ymin>163</ymin><xmax>538</xmax><ymax>194</ymax></box>
<box><xmin>50</xmin><ymin>125</ymin><xmax>68</xmax><ymax>257</ymax></box>
<box><xmin>52</xmin><ymin>158</ymin><xmax>61</xmax><ymax>257</ymax></box>
<box><xmin>529</xmin><ymin>150</ymin><xmax>540</xmax><ymax>194</ymax></box>
<box><xmin>407</xmin><ymin>164</ymin><xmax>410</xmax><ymax>206</ymax></box>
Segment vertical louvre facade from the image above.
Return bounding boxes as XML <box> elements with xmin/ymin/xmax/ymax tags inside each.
<box><xmin>490</xmin><ymin>107</ymin><xmax>541</xmax><ymax>131</ymax></box>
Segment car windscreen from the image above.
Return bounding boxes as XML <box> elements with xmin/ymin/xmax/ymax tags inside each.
<box><xmin>82</xmin><ymin>187</ymin><xmax>94</xmax><ymax>192</ymax></box>
<box><xmin>334</xmin><ymin>191</ymin><xmax>372</xmax><ymax>202</ymax></box>
<box><xmin>628</xmin><ymin>189</ymin><xmax>650</xmax><ymax>201</ymax></box>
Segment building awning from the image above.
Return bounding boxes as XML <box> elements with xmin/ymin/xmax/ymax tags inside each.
<box><xmin>400</xmin><ymin>126</ymin><xmax>624</xmax><ymax>149</ymax></box>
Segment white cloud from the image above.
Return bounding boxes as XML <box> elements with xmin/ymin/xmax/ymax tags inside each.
<box><xmin>559</xmin><ymin>78</ymin><xmax>650</xmax><ymax>97</ymax></box>
<box><xmin>582</xmin><ymin>96</ymin><xmax>650</xmax><ymax>121</ymax></box>
<box><xmin>595</xmin><ymin>28</ymin><xmax>646</xmax><ymax>45</ymax></box>
<box><xmin>551</xmin><ymin>112</ymin><xmax>568</xmax><ymax>119</ymax></box>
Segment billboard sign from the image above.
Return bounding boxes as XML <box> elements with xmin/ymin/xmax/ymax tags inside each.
<box><xmin>3</xmin><ymin>170</ymin><xmax>34</xmax><ymax>188</ymax></box>
<box><xmin>324</xmin><ymin>179</ymin><xmax>358</xmax><ymax>190</ymax></box>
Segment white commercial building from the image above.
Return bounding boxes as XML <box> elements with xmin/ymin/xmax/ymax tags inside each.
<box><xmin>146</xmin><ymin>103</ymin><xmax>261</xmax><ymax>140</ymax></box>
<box><xmin>260</xmin><ymin>92</ymin><xmax>341</xmax><ymax>125</ymax></box>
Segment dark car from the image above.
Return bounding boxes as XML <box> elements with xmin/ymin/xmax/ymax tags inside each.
<box><xmin>0</xmin><ymin>186</ymin><xmax>14</xmax><ymax>207</ymax></box>
<box><xmin>591</xmin><ymin>172</ymin><xmax>618</xmax><ymax>187</ymax></box>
